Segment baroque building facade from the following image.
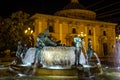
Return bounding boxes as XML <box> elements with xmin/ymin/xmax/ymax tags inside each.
<box><xmin>31</xmin><ymin>0</ymin><xmax>117</xmax><ymax>58</ymax></box>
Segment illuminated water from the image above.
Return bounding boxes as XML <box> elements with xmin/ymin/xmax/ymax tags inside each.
<box><xmin>0</xmin><ymin>46</ymin><xmax>119</xmax><ymax>80</ymax></box>
<box><xmin>0</xmin><ymin>65</ymin><xmax>120</xmax><ymax>80</ymax></box>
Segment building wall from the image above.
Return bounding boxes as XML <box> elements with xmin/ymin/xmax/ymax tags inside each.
<box><xmin>31</xmin><ymin>13</ymin><xmax>117</xmax><ymax>58</ymax></box>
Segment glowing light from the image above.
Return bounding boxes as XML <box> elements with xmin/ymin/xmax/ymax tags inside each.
<box><xmin>116</xmin><ymin>35</ymin><xmax>120</xmax><ymax>40</ymax></box>
<box><xmin>25</xmin><ymin>30</ymin><xmax>28</xmax><ymax>34</ymax></box>
<box><xmin>78</xmin><ymin>32</ymin><xmax>86</xmax><ymax>38</ymax></box>
<box><xmin>24</xmin><ymin>27</ymin><xmax>33</xmax><ymax>35</ymax></box>
<box><xmin>28</xmin><ymin>27</ymin><xmax>30</xmax><ymax>30</ymax></box>
<box><xmin>31</xmin><ymin>30</ymin><xmax>33</xmax><ymax>34</ymax></box>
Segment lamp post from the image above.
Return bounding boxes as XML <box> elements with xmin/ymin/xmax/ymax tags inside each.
<box><xmin>116</xmin><ymin>35</ymin><xmax>120</xmax><ymax>40</ymax></box>
<box><xmin>24</xmin><ymin>27</ymin><xmax>34</xmax><ymax>47</ymax></box>
<box><xmin>78</xmin><ymin>32</ymin><xmax>86</xmax><ymax>38</ymax></box>
<box><xmin>25</xmin><ymin>27</ymin><xmax>33</xmax><ymax>35</ymax></box>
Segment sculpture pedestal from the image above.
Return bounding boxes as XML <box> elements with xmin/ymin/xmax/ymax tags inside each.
<box><xmin>35</xmin><ymin>65</ymin><xmax>101</xmax><ymax>76</ymax></box>
<box><xmin>35</xmin><ymin>68</ymin><xmax>77</xmax><ymax>76</ymax></box>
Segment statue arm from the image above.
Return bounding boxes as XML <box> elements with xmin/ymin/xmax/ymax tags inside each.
<box><xmin>46</xmin><ymin>37</ymin><xmax>57</xmax><ymax>46</ymax></box>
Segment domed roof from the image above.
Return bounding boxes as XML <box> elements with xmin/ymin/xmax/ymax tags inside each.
<box><xmin>54</xmin><ymin>0</ymin><xmax>96</xmax><ymax>20</ymax></box>
<box><xmin>63</xmin><ymin>1</ymin><xmax>85</xmax><ymax>10</ymax></box>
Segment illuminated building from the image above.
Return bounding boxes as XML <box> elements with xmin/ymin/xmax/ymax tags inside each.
<box><xmin>31</xmin><ymin>0</ymin><xmax>117</xmax><ymax>58</ymax></box>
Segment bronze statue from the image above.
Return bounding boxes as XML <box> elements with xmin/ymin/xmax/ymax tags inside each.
<box><xmin>16</xmin><ymin>41</ymin><xmax>23</xmax><ymax>64</ymax></box>
<box><xmin>81</xmin><ymin>38</ymin><xmax>88</xmax><ymax>64</ymax></box>
<box><xmin>22</xmin><ymin>44</ymin><xmax>28</xmax><ymax>59</ymax></box>
<box><xmin>32</xmin><ymin>29</ymin><xmax>57</xmax><ymax>75</ymax></box>
<box><xmin>87</xmin><ymin>39</ymin><xmax>93</xmax><ymax>61</ymax></box>
<box><xmin>74</xmin><ymin>36</ymin><xmax>82</xmax><ymax>65</ymax></box>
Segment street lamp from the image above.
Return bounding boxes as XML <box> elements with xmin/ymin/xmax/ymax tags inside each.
<box><xmin>24</xmin><ymin>27</ymin><xmax>34</xmax><ymax>47</ymax></box>
<box><xmin>116</xmin><ymin>35</ymin><xmax>120</xmax><ymax>40</ymax></box>
<box><xmin>78</xmin><ymin>32</ymin><xmax>86</xmax><ymax>38</ymax></box>
<box><xmin>24</xmin><ymin>27</ymin><xmax>33</xmax><ymax>35</ymax></box>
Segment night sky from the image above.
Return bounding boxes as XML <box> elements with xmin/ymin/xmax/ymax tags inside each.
<box><xmin>0</xmin><ymin>0</ymin><xmax>120</xmax><ymax>23</ymax></box>
<box><xmin>0</xmin><ymin>0</ymin><xmax>68</xmax><ymax>17</ymax></box>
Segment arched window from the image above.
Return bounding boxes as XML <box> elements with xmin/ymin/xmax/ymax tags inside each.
<box><xmin>119</xmin><ymin>27</ymin><xmax>120</xmax><ymax>30</ymax></box>
<box><xmin>72</xmin><ymin>28</ymin><xmax>76</xmax><ymax>34</ymax></box>
<box><xmin>47</xmin><ymin>19</ymin><xmax>54</xmax><ymax>33</ymax></box>
<box><xmin>103</xmin><ymin>43</ymin><xmax>108</xmax><ymax>56</ymax></box>
<box><xmin>88</xmin><ymin>30</ymin><xmax>92</xmax><ymax>35</ymax></box>
<box><xmin>48</xmin><ymin>26</ymin><xmax>54</xmax><ymax>33</ymax></box>
<box><xmin>103</xmin><ymin>31</ymin><xmax>106</xmax><ymax>36</ymax></box>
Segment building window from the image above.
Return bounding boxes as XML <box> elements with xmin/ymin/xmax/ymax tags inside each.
<box><xmin>88</xmin><ymin>30</ymin><xmax>92</xmax><ymax>35</ymax></box>
<box><xmin>118</xmin><ymin>27</ymin><xmax>120</xmax><ymax>33</ymax></box>
<box><xmin>48</xmin><ymin>26</ymin><xmax>54</xmax><ymax>33</ymax></box>
<box><xmin>72</xmin><ymin>28</ymin><xmax>76</xmax><ymax>34</ymax></box>
<box><xmin>103</xmin><ymin>43</ymin><xmax>108</xmax><ymax>56</ymax></box>
<box><xmin>119</xmin><ymin>27</ymin><xmax>120</xmax><ymax>30</ymax></box>
<box><xmin>103</xmin><ymin>31</ymin><xmax>106</xmax><ymax>36</ymax></box>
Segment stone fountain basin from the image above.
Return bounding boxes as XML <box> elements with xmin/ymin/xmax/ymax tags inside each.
<box><xmin>22</xmin><ymin>47</ymin><xmax>75</xmax><ymax>69</ymax></box>
<box><xmin>40</xmin><ymin>47</ymin><xmax>76</xmax><ymax>69</ymax></box>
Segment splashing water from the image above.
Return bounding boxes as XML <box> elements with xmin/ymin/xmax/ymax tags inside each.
<box><xmin>93</xmin><ymin>52</ymin><xmax>101</xmax><ymax>65</ymax></box>
<box><xmin>41</xmin><ymin>47</ymin><xmax>75</xmax><ymax>69</ymax></box>
<box><xmin>116</xmin><ymin>40</ymin><xmax>120</xmax><ymax>69</ymax></box>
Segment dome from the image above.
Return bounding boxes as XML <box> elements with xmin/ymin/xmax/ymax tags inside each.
<box><xmin>54</xmin><ymin>0</ymin><xmax>96</xmax><ymax>20</ymax></box>
<box><xmin>63</xmin><ymin>2</ymin><xmax>85</xmax><ymax>10</ymax></box>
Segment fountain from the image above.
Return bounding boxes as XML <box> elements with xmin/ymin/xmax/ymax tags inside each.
<box><xmin>0</xmin><ymin>29</ymin><xmax>103</xmax><ymax>80</ymax></box>
<box><xmin>40</xmin><ymin>47</ymin><xmax>75</xmax><ymax>69</ymax></box>
<box><xmin>116</xmin><ymin>40</ymin><xmax>120</xmax><ymax>68</ymax></box>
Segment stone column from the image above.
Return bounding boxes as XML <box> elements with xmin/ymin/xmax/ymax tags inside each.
<box><xmin>93</xmin><ymin>27</ymin><xmax>96</xmax><ymax>51</ymax></box>
<box><xmin>59</xmin><ymin>23</ymin><xmax>63</xmax><ymax>43</ymax></box>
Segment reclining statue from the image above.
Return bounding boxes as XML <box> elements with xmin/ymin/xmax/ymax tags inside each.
<box><xmin>32</xmin><ymin>29</ymin><xmax>57</xmax><ymax>75</ymax></box>
<box><xmin>10</xmin><ymin>29</ymin><xmax>57</xmax><ymax>76</ymax></box>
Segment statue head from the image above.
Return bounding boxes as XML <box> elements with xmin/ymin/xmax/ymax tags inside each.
<box><xmin>88</xmin><ymin>38</ymin><xmax>92</xmax><ymax>42</ymax></box>
<box><xmin>38</xmin><ymin>33</ymin><xmax>44</xmax><ymax>38</ymax></box>
<box><xmin>74</xmin><ymin>36</ymin><xmax>81</xmax><ymax>43</ymax></box>
<box><xmin>37</xmin><ymin>33</ymin><xmax>44</xmax><ymax>42</ymax></box>
<box><xmin>44</xmin><ymin>29</ymin><xmax>49</xmax><ymax>36</ymax></box>
<box><xmin>24</xmin><ymin>44</ymin><xmax>27</xmax><ymax>47</ymax></box>
<box><xmin>81</xmin><ymin>38</ymin><xmax>84</xmax><ymax>41</ymax></box>
<box><xmin>18</xmin><ymin>41</ymin><xmax>22</xmax><ymax>45</ymax></box>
